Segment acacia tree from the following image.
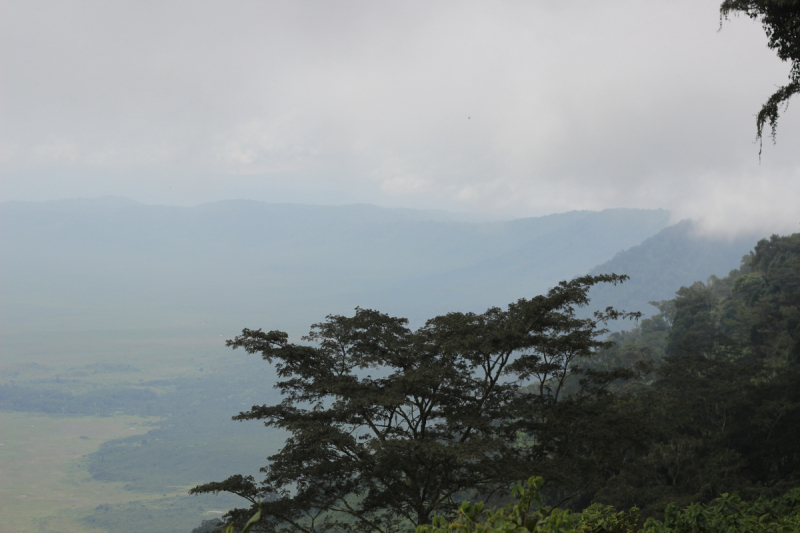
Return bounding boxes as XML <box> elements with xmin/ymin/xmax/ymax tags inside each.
<box><xmin>191</xmin><ymin>275</ymin><xmax>641</xmax><ymax>533</ymax></box>
<box><xmin>721</xmin><ymin>0</ymin><xmax>800</xmax><ymax>150</ymax></box>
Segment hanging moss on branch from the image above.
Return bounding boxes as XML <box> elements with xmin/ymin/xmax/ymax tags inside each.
<box><xmin>720</xmin><ymin>0</ymin><xmax>800</xmax><ymax>153</ymax></box>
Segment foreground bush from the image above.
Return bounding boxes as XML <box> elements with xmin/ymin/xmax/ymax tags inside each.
<box><xmin>641</xmin><ymin>489</ymin><xmax>800</xmax><ymax>533</ymax></box>
<box><xmin>415</xmin><ymin>477</ymin><xmax>800</xmax><ymax>533</ymax></box>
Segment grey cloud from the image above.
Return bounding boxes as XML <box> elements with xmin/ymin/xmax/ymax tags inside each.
<box><xmin>1</xmin><ymin>0</ymin><xmax>798</xmax><ymax>235</ymax></box>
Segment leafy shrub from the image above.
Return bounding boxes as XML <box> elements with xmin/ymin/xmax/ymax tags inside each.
<box><xmin>416</xmin><ymin>477</ymin><xmax>578</xmax><ymax>533</ymax></box>
<box><xmin>416</xmin><ymin>477</ymin><xmax>800</xmax><ymax>533</ymax></box>
<box><xmin>641</xmin><ymin>489</ymin><xmax>800</xmax><ymax>533</ymax></box>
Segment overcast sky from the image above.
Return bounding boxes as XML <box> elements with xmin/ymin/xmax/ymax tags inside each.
<box><xmin>1</xmin><ymin>0</ymin><xmax>798</xmax><ymax>235</ymax></box>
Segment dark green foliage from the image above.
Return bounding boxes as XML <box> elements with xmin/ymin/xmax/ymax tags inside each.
<box><xmin>577</xmin><ymin>504</ymin><xmax>641</xmax><ymax>533</ymax></box>
<box><xmin>666</xmin><ymin>283</ymin><xmax>720</xmax><ymax>358</ymax></box>
<box><xmin>721</xmin><ymin>0</ymin><xmax>800</xmax><ymax>150</ymax></box>
<box><xmin>590</xmin><ymin>234</ymin><xmax>800</xmax><ymax>516</ymax></box>
<box><xmin>418</xmin><ymin>477</ymin><xmax>579</xmax><ymax>533</ymax></box>
<box><xmin>738</xmin><ymin>233</ymin><xmax>800</xmax><ymax>366</ymax></box>
<box><xmin>664</xmin><ymin>232</ymin><xmax>800</xmax><ymax>367</ymax></box>
<box><xmin>641</xmin><ymin>488</ymin><xmax>800</xmax><ymax>532</ymax></box>
<box><xmin>417</xmin><ymin>478</ymin><xmax>800</xmax><ymax>533</ymax></box>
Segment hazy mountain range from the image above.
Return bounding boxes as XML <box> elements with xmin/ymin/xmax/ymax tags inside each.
<box><xmin>1</xmin><ymin>197</ymin><xmax>762</xmax><ymax>336</ymax></box>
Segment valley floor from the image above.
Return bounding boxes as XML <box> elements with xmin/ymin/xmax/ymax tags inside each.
<box><xmin>0</xmin><ymin>412</ymin><xmax>162</xmax><ymax>533</ymax></box>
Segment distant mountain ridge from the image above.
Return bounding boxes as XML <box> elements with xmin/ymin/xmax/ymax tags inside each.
<box><xmin>585</xmin><ymin>219</ymin><xmax>761</xmax><ymax>322</ymax></box>
<box><xmin>352</xmin><ymin>208</ymin><xmax>677</xmax><ymax>322</ymax></box>
<box><xmin>1</xmin><ymin>197</ymin><xmax>758</xmax><ymax>336</ymax></box>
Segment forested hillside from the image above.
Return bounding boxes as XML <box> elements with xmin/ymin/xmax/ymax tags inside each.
<box><xmin>586</xmin><ymin>219</ymin><xmax>759</xmax><ymax>320</ymax></box>
<box><xmin>580</xmin><ymin>232</ymin><xmax>800</xmax><ymax>513</ymax></box>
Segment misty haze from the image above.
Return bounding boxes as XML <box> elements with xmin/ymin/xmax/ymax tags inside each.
<box><xmin>1</xmin><ymin>1</ymin><xmax>799</xmax><ymax>532</ymax></box>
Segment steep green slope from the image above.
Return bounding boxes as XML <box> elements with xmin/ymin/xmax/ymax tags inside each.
<box><xmin>585</xmin><ymin>220</ymin><xmax>760</xmax><ymax>320</ymax></box>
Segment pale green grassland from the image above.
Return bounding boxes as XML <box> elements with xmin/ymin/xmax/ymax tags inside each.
<box><xmin>0</xmin><ymin>411</ymin><xmax>162</xmax><ymax>533</ymax></box>
<box><xmin>0</xmin><ymin>326</ymin><xmax>274</xmax><ymax>533</ymax></box>
<box><xmin>0</xmin><ymin>327</ymin><xmax>232</xmax><ymax>383</ymax></box>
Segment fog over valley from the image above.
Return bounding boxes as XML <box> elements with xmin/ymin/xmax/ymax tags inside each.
<box><xmin>0</xmin><ymin>198</ymin><xmax>758</xmax><ymax>336</ymax></box>
<box><xmin>2</xmin><ymin>1</ymin><xmax>799</xmax><ymax>532</ymax></box>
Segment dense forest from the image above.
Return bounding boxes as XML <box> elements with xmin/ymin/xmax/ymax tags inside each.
<box><xmin>574</xmin><ymin>232</ymin><xmax>800</xmax><ymax>511</ymax></box>
<box><xmin>193</xmin><ymin>232</ymin><xmax>800</xmax><ymax>533</ymax></box>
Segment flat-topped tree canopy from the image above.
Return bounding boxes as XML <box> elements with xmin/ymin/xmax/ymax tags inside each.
<box><xmin>191</xmin><ymin>274</ymin><xmax>643</xmax><ymax>533</ymax></box>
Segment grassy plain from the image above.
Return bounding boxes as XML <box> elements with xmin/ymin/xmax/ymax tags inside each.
<box><xmin>0</xmin><ymin>411</ymin><xmax>162</xmax><ymax>533</ymax></box>
<box><xmin>0</xmin><ymin>326</ymin><xmax>278</xmax><ymax>533</ymax></box>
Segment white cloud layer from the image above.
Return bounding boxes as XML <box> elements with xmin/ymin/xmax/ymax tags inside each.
<box><xmin>1</xmin><ymin>0</ymin><xmax>798</xmax><ymax>235</ymax></box>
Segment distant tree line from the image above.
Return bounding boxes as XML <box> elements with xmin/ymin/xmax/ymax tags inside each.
<box><xmin>0</xmin><ymin>384</ymin><xmax>159</xmax><ymax>416</ymax></box>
